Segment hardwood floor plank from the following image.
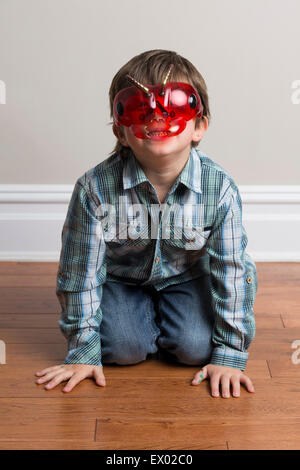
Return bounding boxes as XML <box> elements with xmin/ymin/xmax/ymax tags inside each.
<box><xmin>227</xmin><ymin>423</ymin><xmax>300</xmax><ymax>450</ymax></box>
<box><xmin>267</xmin><ymin>358</ymin><xmax>300</xmax><ymax>378</ymax></box>
<box><xmin>0</xmin><ymin>262</ymin><xmax>58</xmax><ymax>276</ymax></box>
<box><xmin>281</xmin><ymin>313</ymin><xmax>300</xmax><ymax>328</ymax></box>
<box><xmin>0</xmin><ymin>441</ymin><xmax>226</xmax><ymax>450</ymax></box>
<box><xmin>253</xmin><ymin>328</ymin><xmax>300</xmax><ymax>342</ymax></box>
<box><xmin>0</xmin><ymin>314</ymin><xmax>59</xmax><ymax>328</ymax></box>
<box><xmin>0</xmin><ymin>287</ymin><xmax>59</xmax><ymax>314</ymax></box>
<box><xmin>0</xmin><ymin>275</ymin><xmax>56</xmax><ymax>288</ymax></box>
<box><xmin>94</xmin><ymin>419</ymin><xmax>300</xmax><ymax>450</ymax></box>
<box><xmin>254</xmin><ymin>314</ymin><xmax>284</xmax><ymax>329</ymax></box>
<box><xmin>0</xmin><ymin>380</ymin><xmax>300</xmax><ymax>425</ymax></box>
<box><xmin>249</xmin><ymin>342</ymin><xmax>294</xmax><ymax>360</ymax></box>
<box><xmin>256</xmin><ymin>262</ymin><xmax>300</xmax><ymax>282</ymax></box>
<box><xmin>5</xmin><ymin>343</ymin><xmax>67</xmax><ymax>365</ymax></box>
<box><xmin>95</xmin><ymin>418</ymin><xmax>227</xmax><ymax>450</ymax></box>
<box><xmin>253</xmin><ymin>297</ymin><xmax>300</xmax><ymax>315</ymax></box>
<box><xmin>1</xmin><ymin>328</ymin><xmax>64</xmax><ymax>343</ymax></box>
<box><xmin>0</xmin><ymin>399</ymin><xmax>96</xmax><ymax>441</ymax></box>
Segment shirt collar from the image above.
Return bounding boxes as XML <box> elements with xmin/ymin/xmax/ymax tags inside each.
<box><xmin>176</xmin><ymin>147</ymin><xmax>202</xmax><ymax>194</ymax></box>
<box><xmin>122</xmin><ymin>147</ymin><xmax>202</xmax><ymax>194</ymax></box>
<box><xmin>122</xmin><ymin>148</ymin><xmax>149</xmax><ymax>190</ymax></box>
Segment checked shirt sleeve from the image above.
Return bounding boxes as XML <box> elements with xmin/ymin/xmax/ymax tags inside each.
<box><xmin>205</xmin><ymin>184</ymin><xmax>258</xmax><ymax>371</ymax></box>
<box><xmin>56</xmin><ymin>179</ymin><xmax>107</xmax><ymax>366</ymax></box>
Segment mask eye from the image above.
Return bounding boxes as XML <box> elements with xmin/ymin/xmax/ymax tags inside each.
<box><xmin>170</xmin><ymin>89</ymin><xmax>186</xmax><ymax>106</ymax></box>
<box><xmin>116</xmin><ymin>102</ymin><xmax>124</xmax><ymax>116</ymax></box>
<box><xmin>188</xmin><ymin>94</ymin><xmax>197</xmax><ymax>109</ymax></box>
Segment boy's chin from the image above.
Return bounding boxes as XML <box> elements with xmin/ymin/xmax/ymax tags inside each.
<box><xmin>143</xmin><ymin>134</ymin><xmax>181</xmax><ymax>146</ymax></box>
<box><xmin>142</xmin><ymin>138</ymin><xmax>179</xmax><ymax>152</ymax></box>
<box><xmin>128</xmin><ymin>133</ymin><xmax>193</xmax><ymax>157</ymax></box>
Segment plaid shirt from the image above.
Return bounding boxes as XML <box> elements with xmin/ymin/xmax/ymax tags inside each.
<box><xmin>56</xmin><ymin>147</ymin><xmax>257</xmax><ymax>370</ymax></box>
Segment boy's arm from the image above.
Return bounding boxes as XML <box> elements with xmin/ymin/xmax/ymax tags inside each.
<box><xmin>56</xmin><ymin>179</ymin><xmax>106</xmax><ymax>366</ymax></box>
<box><xmin>204</xmin><ymin>184</ymin><xmax>258</xmax><ymax>371</ymax></box>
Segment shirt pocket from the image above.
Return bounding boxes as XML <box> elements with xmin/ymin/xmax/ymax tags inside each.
<box><xmin>165</xmin><ymin>225</ymin><xmax>212</xmax><ymax>251</ymax></box>
<box><xmin>104</xmin><ymin>219</ymin><xmax>151</xmax><ymax>255</ymax></box>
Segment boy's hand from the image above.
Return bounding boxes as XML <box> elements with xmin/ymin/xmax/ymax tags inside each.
<box><xmin>34</xmin><ymin>364</ymin><xmax>106</xmax><ymax>393</ymax></box>
<box><xmin>191</xmin><ymin>364</ymin><xmax>255</xmax><ymax>398</ymax></box>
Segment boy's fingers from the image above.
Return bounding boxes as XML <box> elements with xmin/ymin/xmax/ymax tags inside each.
<box><xmin>36</xmin><ymin>370</ymin><xmax>66</xmax><ymax>384</ymax></box>
<box><xmin>191</xmin><ymin>367</ymin><xmax>207</xmax><ymax>385</ymax></box>
<box><xmin>35</xmin><ymin>365</ymin><xmax>63</xmax><ymax>376</ymax></box>
<box><xmin>44</xmin><ymin>372</ymin><xmax>70</xmax><ymax>390</ymax></box>
<box><xmin>62</xmin><ymin>372</ymin><xmax>87</xmax><ymax>393</ymax></box>
<box><xmin>93</xmin><ymin>369</ymin><xmax>106</xmax><ymax>386</ymax></box>
<box><xmin>210</xmin><ymin>374</ymin><xmax>221</xmax><ymax>397</ymax></box>
<box><xmin>231</xmin><ymin>377</ymin><xmax>241</xmax><ymax>397</ymax></box>
<box><xmin>220</xmin><ymin>375</ymin><xmax>231</xmax><ymax>398</ymax></box>
<box><xmin>240</xmin><ymin>374</ymin><xmax>255</xmax><ymax>393</ymax></box>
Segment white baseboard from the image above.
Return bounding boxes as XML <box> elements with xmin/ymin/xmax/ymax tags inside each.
<box><xmin>0</xmin><ymin>185</ymin><xmax>299</xmax><ymax>262</ymax></box>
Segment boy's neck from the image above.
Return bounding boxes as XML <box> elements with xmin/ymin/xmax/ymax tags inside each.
<box><xmin>133</xmin><ymin>145</ymin><xmax>192</xmax><ymax>191</ymax></box>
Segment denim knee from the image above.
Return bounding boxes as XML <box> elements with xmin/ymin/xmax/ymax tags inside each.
<box><xmin>168</xmin><ymin>335</ymin><xmax>213</xmax><ymax>366</ymax></box>
<box><xmin>102</xmin><ymin>337</ymin><xmax>152</xmax><ymax>365</ymax></box>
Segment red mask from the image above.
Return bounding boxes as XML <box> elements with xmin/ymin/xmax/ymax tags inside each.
<box><xmin>113</xmin><ymin>65</ymin><xmax>203</xmax><ymax>140</ymax></box>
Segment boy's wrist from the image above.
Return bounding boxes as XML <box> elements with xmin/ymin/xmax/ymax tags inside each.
<box><xmin>63</xmin><ymin>358</ymin><xmax>103</xmax><ymax>367</ymax></box>
<box><xmin>210</xmin><ymin>346</ymin><xmax>248</xmax><ymax>371</ymax></box>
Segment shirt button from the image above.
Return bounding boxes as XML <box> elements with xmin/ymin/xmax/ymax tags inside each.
<box><xmin>155</xmin><ymin>257</ymin><xmax>160</xmax><ymax>263</ymax></box>
<box><xmin>246</xmin><ymin>276</ymin><xmax>252</xmax><ymax>284</ymax></box>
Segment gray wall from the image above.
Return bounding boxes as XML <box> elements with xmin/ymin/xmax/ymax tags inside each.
<box><xmin>0</xmin><ymin>0</ymin><xmax>300</xmax><ymax>185</ymax></box>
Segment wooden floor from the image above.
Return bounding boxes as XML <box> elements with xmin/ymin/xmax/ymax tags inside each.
<box><xmin>0</xmin><ymin>262</ymin><xmax>300</xmax><ymax>450</ymax></box>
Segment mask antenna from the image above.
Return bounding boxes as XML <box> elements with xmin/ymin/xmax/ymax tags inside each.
<box><xmin>125</xmin><ymin>74</ymin><xmax>152</xmax><ymax>97</ymax></box>
<box><xmin>159</xmin><ymin>64</ymin><xmax>174</xmax><ymax>96</ymax></box>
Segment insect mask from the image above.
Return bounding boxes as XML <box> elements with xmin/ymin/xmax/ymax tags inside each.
<box><xmin>113</xmin><ymin>64</ymin><xmax>203</xmax><ymax>140</ymax></box>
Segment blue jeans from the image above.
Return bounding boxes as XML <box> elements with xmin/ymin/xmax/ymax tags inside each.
<box><xmin>100</xmin><ymin>275</ymin><xmax>215</xmax><ymax>366</ymax></box>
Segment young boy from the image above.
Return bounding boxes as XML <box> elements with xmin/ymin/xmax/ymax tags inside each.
<box><xmin>35</xmin><ymin>49</ymin><xmax>258</xmax><ymax>398</ymax></box>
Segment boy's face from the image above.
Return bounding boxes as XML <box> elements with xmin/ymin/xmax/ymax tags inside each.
<box><xmin>113</xmin><ymin>114</ymin><xmax>208</xmax><ymax>162</ymax></box>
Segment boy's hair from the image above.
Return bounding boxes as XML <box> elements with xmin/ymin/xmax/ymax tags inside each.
<box><xmin>108</xmin><ymin>49</ymin><xmax>211</xmax><ymax>159</ymax></box>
